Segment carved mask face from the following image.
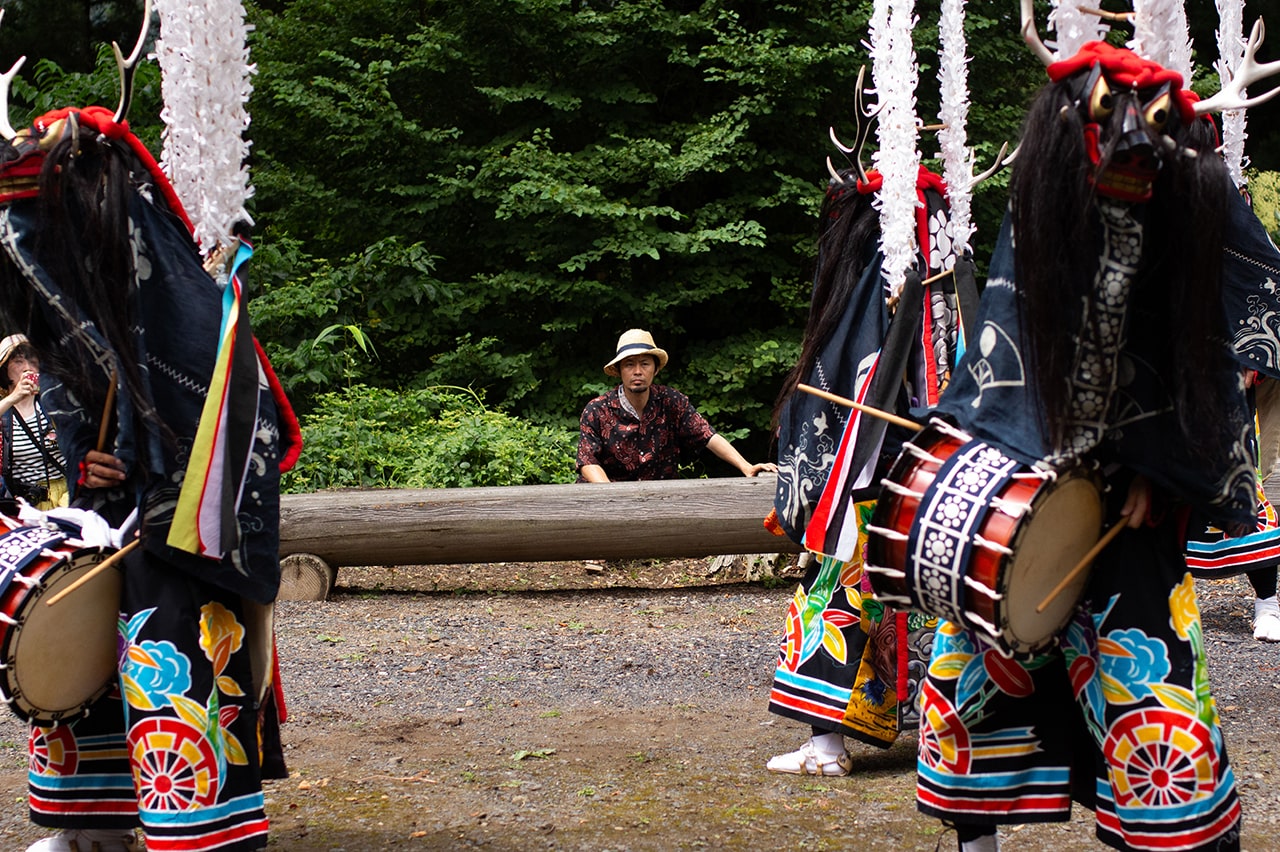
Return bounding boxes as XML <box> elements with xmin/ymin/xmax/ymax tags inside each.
<box><xmin>1068</xmin><ymin>65</ymin><xmax>1176</xmax><ymax>201</ymax></box>
<box><xmin>1047</xmin><ymin>43</ymin><xmax>1196</xmax><ymax>203</ymax></box>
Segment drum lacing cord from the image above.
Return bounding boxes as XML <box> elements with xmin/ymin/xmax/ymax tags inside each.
<box><xmin>865</xmin><ymin>588</ymin><xmax>913</xmax><ymax>607</ymax></box>
<box><xmin>864</xmin><ymin>523</ymin><xmax>907</xmax><ymax>542</ymax></box>
<box><xmin>864</xmin><ymin>562</ymin><xmax>907</xmax><ymax>580</ymax></box>
<box><xmin>972</xmin><ymin>534</ymin><xmax>1013</xmax><ymax>556</ymax></box>
<box><xmin>988</xmin><ymin>496</ymin><xmax>1030</xmax><ymax>518</ymax></box>
<box><xmin>7</xmin><ymin>572</ymin><xmax>39</xmax><ymax>589</ymax></box>
<box><xmin>929</xmin><ymin>418</ymin><xmax>971</xmax><ymax>441</ymax></box>
<box><xmin>879</xmin><ymin>479</ymin><xmax>925</xmax><ymax>500</ymax></box>
<box><xmin>965</xmin><ymin>609</ymin><xmax>1001</xmax><ymax>638</ymax></box>
<box><xmin>902</xmin><ymin>442</ymin><xmax>946</xmax><ymax>466</ymax></box>
<box><xmin>963</xmin><ymin>575</ymin><xmax>1001</xmax><ymax>600</ymax></box>
<box><xmin>12</xmin><ymin>548</ymin><xmax>74</xmax><ymax>591</ymax></box>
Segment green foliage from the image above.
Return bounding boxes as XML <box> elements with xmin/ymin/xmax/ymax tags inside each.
<box><xmin>240</xmin><ymin>0</ymin><xmax>1052</xmax><ymax>459</ymax></box>
<box><xmin>8</xmin><ymin>44</ymin><xmax>164</xmax><ymax>154</ymax></box>
<box><xmin>245</xmin><ymin>0</ymin><xmax>876</xmax><ymax>441</ymax></box>
<box><xmin>20</xmin><ymin>1</ymin><xmax>1273</xmax><ymax>494</ymax></box>
<box><xmin>677</xmin><ymin>329</ymin><xmax>800</xmax><ymax>454</ymax></box>
<box><xmin>284</xmin><ymin>384</ymin><xmax>578</xmax><ymax>492</ymax></box>
<box><xmin>1247</xmin><ymin>171</ymin><xmax>1280</xmax><ymax>243</ymax></box>
<box><xmin>248</xmin><ymin>234</ymin><xmax>453</xmax><ymax>409</ymax></box>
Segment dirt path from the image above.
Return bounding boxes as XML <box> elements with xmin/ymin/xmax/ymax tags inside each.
<box><xmin>0</xmin><ymin>563</ymin><xmax>1275</xmax><ymax>851</ymax></box>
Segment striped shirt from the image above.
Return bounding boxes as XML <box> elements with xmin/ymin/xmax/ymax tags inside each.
<box><xmin>8</xmin><ymin>406</ymin><xmax>65</xmax><ymax>486</ymax></box>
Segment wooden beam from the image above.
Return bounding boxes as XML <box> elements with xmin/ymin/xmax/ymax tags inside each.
<box><xmin>278</xmin><ymin>475</ymin><xmax>800</xmax><ymax>568</ymax></box>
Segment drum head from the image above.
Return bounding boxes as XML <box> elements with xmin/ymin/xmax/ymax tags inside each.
<box><xmin>1001</xmin><ymin>474</ymin><xmax>1103</xmax><ymax>655</ymax></box>
<box><xmin>7</xmin><ymin>551</ymin><xmax>119</xmax><ymax>724</ymax></box>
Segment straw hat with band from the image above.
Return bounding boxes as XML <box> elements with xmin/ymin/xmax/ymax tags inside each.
<box><xmin>604</xmin><ymin>329</ymin><xmax>669</xmax><ymax>376</ymax></box>
<box><xmin>0</xmin><ymin>334</ymin><xmax>29</xmax><ymax>376</ymax></box>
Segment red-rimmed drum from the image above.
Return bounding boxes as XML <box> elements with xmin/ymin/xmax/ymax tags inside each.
<box><xmin>866</xmin><ymin>420</ymin><xmax>1103</xmax><ymax>657</ymax></box>
<box><xmin>0</xmin><ymin>525</ymin><xmax>120</xmax><ymax>724</ymax></box>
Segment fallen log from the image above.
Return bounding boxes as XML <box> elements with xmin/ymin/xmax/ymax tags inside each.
<box><xmin>278</xmin><ymin>474</ymin><xmax>799</xmax><ymax>570</ymax></box>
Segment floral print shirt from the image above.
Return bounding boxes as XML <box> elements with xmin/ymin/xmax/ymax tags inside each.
<box><xmin>576</xmin><ymin>385</ymin><xmax>715</xmax><ymax>481</ymax></box>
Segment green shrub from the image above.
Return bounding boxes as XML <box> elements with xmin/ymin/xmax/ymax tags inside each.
<box><xmin>283</xmin><ymin>384</ymin><xmax>577</xmax><ymax>492</ymax></box>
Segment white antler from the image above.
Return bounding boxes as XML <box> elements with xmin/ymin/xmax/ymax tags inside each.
<box><xmin>1020</xmin><ymin>0</ymin><xmax>1054</xmax><ymax>66</ymax></box>
<box><xmin>1195</xmin><ymin>18</ymin><xmax>1280</xmax><ymax>116</ymax></box>
<box><xmin>0</xmin><ymin>11</ymin><xmax>27</xmax><ymax>142</ymax></box>
<box><xmin>828</xmin><ymin>65</ymin><xmax>881</xmax><ymax>184</ymax></box>
<box><xmin>965</xmin><ymin>141</ymin><xmax>1012</xmax><ymax>192</ymax></box>
<box><xmin>112</xmin><ymin>0</ymin><xmax>153</xmax><ymax>123</ymax></box>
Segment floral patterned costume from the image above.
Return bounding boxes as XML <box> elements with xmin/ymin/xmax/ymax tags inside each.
<box><xmin>0</xmin><ymin>107</ymin><xmax>298</xmax><ymax>851</ymax></box>
<box><xmin>768</xmin><ymin>167</ymin><xmax>963</xmax><ymax>747</ymax></box>
<box><xmin>903</xmin><ymin>39</ymin><xmax>1280</xmax><ymax>849</ymax></box>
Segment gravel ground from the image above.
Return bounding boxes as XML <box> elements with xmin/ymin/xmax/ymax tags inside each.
<box><xmin>0</xmin><ymin>565</ymin><xmax>1274</xmax><ymax>851</ymax></box>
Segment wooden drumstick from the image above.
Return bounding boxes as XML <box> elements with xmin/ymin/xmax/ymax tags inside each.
<box><xmin>1034</xmin><ymin>516</ymin><xmax>1128</xmax><ymax>614</ymax></box>
<box><xmin>44</xmin><ymin>538</ymin><xmax>140</xmax><ymax>607</ymax></box>
<box><xmin>921</xmin><ymin>268</ymin><xmax>954</xmax><ymax>287</ymax></box>
<box><xmin>795</xmin><ymin>384</ymin><xmax>924</xmax><ymax>432</ymax></box>
<box><xmin>95</xmin><ymin>369</ymin><xmax>118</xmax><ymax>453</ymax></box>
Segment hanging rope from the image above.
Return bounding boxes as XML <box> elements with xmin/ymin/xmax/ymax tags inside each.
<box><xmin>1049</xmin><ymin>0</ymin><xmax>1110</xmax><ymax>61</ymax></box>
<box><xmin>1214</xmin><ymin>0</ymin><xmax>1250</xmax><ymax>187</ymax></box>
<box><xmin>1129</xmin><ymin>0</ymin><xmax>1194</xmax><ymax>81</ymax></box>
<box><xmin>153</xmin><ymin>0</ymin><xmax>256</xmax><ymax>254</ymax></box>
<box><xmin>868</xmin><ymin>0</ymin><xmax>920</xmax><ymax>298</ymax></box>
<box><xmin>937</xmin><ymin>0</ymin><xmax>972</xmax><ymax>259</ymax></box>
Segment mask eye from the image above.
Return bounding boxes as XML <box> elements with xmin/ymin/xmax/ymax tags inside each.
<box><xmin>1087</xmin><ymin>74</ymin><xmax>1114</xmax><ymax>122</ymax></box>
<box><xmin>1143</xmin><ymin>89</ymin><xmax>1172</xmax><ymax>132</ymax></box>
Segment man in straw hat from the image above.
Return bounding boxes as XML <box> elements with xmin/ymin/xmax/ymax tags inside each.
<box><xmin>577</xmin><ymin>329</ymin><xmax>777</xmax><ymax>483</ymax></box>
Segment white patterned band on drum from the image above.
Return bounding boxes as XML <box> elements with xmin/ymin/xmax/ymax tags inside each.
<box><xmin>906</xmin><ymin>439</ymin><xmax>1019</xmax><ymax>634</ymax></box>
<box><xmin>0</xmin><ymin>526</ymin><xmax>66</xmax><ymax>610</ymax></box>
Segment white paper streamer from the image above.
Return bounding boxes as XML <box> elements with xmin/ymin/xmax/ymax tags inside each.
<box><xmin>936</xmin><ymin>0</ymin><xmax>971</xmax><ymax>259</ymax></box>
<box><xmin>1215</xmin><ymin>0</ymin><xmax>1250</xmax><ymax>187</ymax></box>
<box><xmin>153</xmin><ymin>0</ymin><xmax>256</xmax><ymax>254</ymax></box>
<box><xmin>1129</xmin><ymin>0</ymin><xmax>1194</xmax><ymax>81</ymax></box>
<box><xmin>869</xmin><ymin>0</ymin><xmax>921</xmax><ymax>298</ymax></box>
<box><xmin>1048</xmin><ymin>0</ymin><xmax>1110</xmax><ymax>60</ymax></box>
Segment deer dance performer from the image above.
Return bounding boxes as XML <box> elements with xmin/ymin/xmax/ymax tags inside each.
<box><xmin>908</xmin><ymin>11</ymin><xmax>1280</xmax><ymax>851</ymax></box>
<box><xmin>765</xmin><ymin>161</ymin><xmax>970</xmax><ymax>773</ymax></box>
<box><xmin>0</xmin><ymin>7</ymin><xmax>299</xmax><ymax>851</ymax></box>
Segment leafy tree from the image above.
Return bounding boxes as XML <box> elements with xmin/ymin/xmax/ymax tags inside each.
<box><xmin>8</xmin><ymin>0</ymin><xmax>1277</xmax><ymax>482</ymax></box>
<box><xmin>0</xmin><ymin>0</ymin><xmax>150</xmax><ymax>75</ymax></box>
<box><xmin>244</xmin><ymin>0</ymin><xmax>1042</xmax><ymax>466</ymax></box>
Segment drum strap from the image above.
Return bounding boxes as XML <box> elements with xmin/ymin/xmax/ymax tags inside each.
<box><xmin>952</xmin><ymin>257</ymin><xmax>981</xmax><ymax>350</ymax></box>
<box><xmin>844</xmin><ymin>267</ymin><xmax>926</xmax><ymax>483</ymax></box>
<box><xmin>8</xmin><ymin>406</ymin><xmax>67</xmax><ymax>482</ymax></box>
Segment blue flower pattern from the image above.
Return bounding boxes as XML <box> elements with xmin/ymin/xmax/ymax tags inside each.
<box><xmin>124</xmin><ymin>639</ymin><xmax>193</xmax><ymax>708</ymax></box>
<box><xmin>1100</xmin><ymin>628</ymin><xmax>1171</xmax><ymax>702</ymax></box>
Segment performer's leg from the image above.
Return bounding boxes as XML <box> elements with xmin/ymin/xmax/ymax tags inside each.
<box><xmin>1078</xmin><ymin>519</ymin><xmax>1242</xmax><ymax>852</ymax></box>
<box><xmin>954</xmin><ymin>822</ymin><xmax>999</xmax><ymax>851</ymax></box>
<box><xmin>766</xmin><ymin>724</ymin><xmax>852</xmax><ymax>776</ymax></box>
<box><xmin>26</xmin><ymin>691</ymin><xmax>140</xmax><ymax>851</ymax></box>
<box><xmin>1246</xmin><ymin>566</ymin><xmax>1280</xmax><ymax>641</ymax></box>
<box><xmin>120</xmin><ymin>550</ymin><xmax>270</xmax><ymax>852</ymax></box>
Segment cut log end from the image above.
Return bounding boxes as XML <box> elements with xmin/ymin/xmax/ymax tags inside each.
<box><xmin>278</xmin><ymin>553</ymin><xmax>336</xmax><ymax>601</ymax></box>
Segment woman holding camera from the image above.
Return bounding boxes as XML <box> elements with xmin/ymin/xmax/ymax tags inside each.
<box><xmin>0</xmin><ymin>334</ymin><xmax>67</xmax><ymax>510</ymax></box>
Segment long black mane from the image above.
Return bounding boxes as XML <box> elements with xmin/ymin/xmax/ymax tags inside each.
<box><xmin>772</xmin><ymin>171</ymin><xmax>880</xmax><ymax>427</ymax></box>
<box><xmin>1009</xmin><ymin>78</ymin><xmax>1231</xmax><ymax>451</ymax></box>
<box><xmin>0</xmin><ymin>128</ymin><xmax>161</xmax><ymax>440</ymax></box>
